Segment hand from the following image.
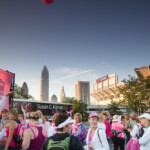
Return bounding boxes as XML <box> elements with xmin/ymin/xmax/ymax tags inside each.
<box><xmin>88</xmin><ymin>142</ymin><xmax>95</xmax><ymax>150</ymax></box>
<box><xmin>5</xmin><ymin>91</ymin><xmax>15</xmax><ymax>97</ymax></box>
<box><xmin>4</xmin><ymin>121</ymin><xmax>9</xmax><ymax>128</ymax></box>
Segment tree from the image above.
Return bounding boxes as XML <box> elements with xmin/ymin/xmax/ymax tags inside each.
<box><xmin>14</xmin><ymin>83</ymin><xmax>34</xmax><ymax>99</ymax></box>
<box><xmin>63</xmin><ymin>98</ymin><xmax>88</xmax><ymax>121</ymax></box>
<box><xmin>108</xmin><ymin>100</ymin><xmax>122</xmax><ymax>115</ymax></box>
<box><xmin>119</xmin><ymin>75</ymin><xmax>150</xmax><ymax>114</ymax></box>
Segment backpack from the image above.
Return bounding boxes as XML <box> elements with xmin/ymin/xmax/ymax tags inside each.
<box><xmin>13</xmin><ymin>120</ymin><xmax>25</xmax><ymax>146</ymax></box>
<box><xmin>17</xmin><ymin>123</ymin><xmax>26</xmax><ymax>140</ymax></box>
<box><xmin>136</xmin><ymin>124</ymin><xmax>144</xmax><ymax>139</ymax></box>
<box><xmin>47</xmin><ymin>134</ymin><xmax>72</xmax><ymax>150</ymax></box>
<box><xmin>112</xmin><ymin>129</ymin><xmax>122</xmax><ymax>137</ymax></box>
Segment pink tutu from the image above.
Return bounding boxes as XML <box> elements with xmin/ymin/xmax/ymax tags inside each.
<box><xmin>126</xmin><ymin>139</ymin><xmax>140</xmax><ymax>150</ymax></box>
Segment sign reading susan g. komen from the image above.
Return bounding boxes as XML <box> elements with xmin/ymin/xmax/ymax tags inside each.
<box><xmin>0</xmin><ymin>69</ymin><xmax>14</xmax><ymax>110</ymax></box>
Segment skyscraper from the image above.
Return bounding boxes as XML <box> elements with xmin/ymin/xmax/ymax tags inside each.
<box><xmin>22</xmin><ymin>82</ymin><xmax>29</xmax><ymax>96</ymax></box>
<box><xmin>75</xmin><ymin>81</ymin><xmax>90</xmax><ymax>104</ymax></box>
<box><xmin>40</xmin><ymin>65</ymin><xmax>49</xmax><ymax>101</ymax></box>
<box><xmin>60</xmin><ymin>85</ymin><xmax>65</xmax><ymax>102</ymax></box>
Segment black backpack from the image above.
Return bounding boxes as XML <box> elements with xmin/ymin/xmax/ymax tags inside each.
<box><xmin>112</xmin><ymin>129</ymin><xmax>122</xmax><ymax>137</ymax></box>
<box><xmin>13</xmin><ymin>120</ymin><xmax>22</xmax><ymax>147</ymax></box>
<box><xmin>137</xmin><ymin>124</ymin><xmax>144</xmax><ymax>139</ymax></box>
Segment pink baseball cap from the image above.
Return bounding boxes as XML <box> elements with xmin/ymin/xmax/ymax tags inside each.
<box><xmin>89</xmin><ymin>113</ymin><xmax>99</xmax><ymax>119</ymax></box>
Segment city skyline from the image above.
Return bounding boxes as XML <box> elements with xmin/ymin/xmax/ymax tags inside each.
<box><xmin>0</xmin><ymin>0</ymin><xmax>150</xmax><ymax>102</ymax></box>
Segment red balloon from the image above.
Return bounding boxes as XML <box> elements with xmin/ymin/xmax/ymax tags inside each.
<box><xmin>42</xmin><ymin>0</ymin><xmax>54</xmax><ymax>5</ymax></box>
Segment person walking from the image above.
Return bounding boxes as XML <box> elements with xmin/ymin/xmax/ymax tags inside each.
<box><xmin>138</xmin><ymin>113</ymin><xmax>150</xmax><ymax>150</ymax></box>
<box><xmin>111</xmin><ymin>115</ymin><xmax>125</xmax><ymax>150</ymax></box>
<box><xmin>22</xmin><ymin>112</ymin><xmax>46</xmax><ymax>150</ymax></box>
<box><xmin>41</xmin><ymin>113</ymin><xmax>84</xmax><ymax>150</ymax></box>
<box><xmin>98</xmin><ymin>113</ymin><xmax>106</xmax><ymax>132</ymax></box>
<box><xmin>84</xmin><ymin>113</ymin><xmax>110</xmax><ymax>150</ymax></box>
<box><xmin>102</xmin><ymin>112</ymin><xmax>113</xmax><ymax>149</ymax></box>
<box><xmin>126</xmin><ymin>116</ymin><xmax>141</xmax><ymax>150</ymax></box>
<box><xmin>71</xmin><ymin>113</ymin><xmax>87</xmax><ymax>146</ymax></box>
<box><xmin>5</xmin><ymin>109</ymin><xmax>20</xmax><ymax>150</ymax></box>
<box><xmin>0</xmin><ymin>109</ymin><xmax>9</xmax><ymax>150</ymax></box>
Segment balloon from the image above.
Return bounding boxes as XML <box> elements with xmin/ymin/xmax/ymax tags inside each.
<box><xmin>42</xmin><ymin>0</ymin><xmax>54</xmax><ymax>5</ymax></box>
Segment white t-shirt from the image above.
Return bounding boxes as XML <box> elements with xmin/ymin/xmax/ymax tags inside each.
<box><xmin>130</xmin><ymin>123</ymin><xmax>141</xmax><ymax>139</ymax></box>
<box><xmin>84</xmin><ymin>127</ymin><xmax>110</xmax><ymax>150</ymax></box>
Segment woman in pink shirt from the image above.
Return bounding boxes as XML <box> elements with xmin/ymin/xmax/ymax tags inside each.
<box><xmin>102</xmin><ymin>112</ymin><xmax>113</xmax><ymax>149</ymax></box>
<box><xmin>102</xmin><ymin>112</ymin><xmax>113</xmax><ymax>137</ymax></box>
<box><xmin>112</xmin><ymin>115</ymin><xmax>126</xmax><ymax>150</ymax></box>
<box><xmin>126</xmin><ymin>116</ymin><xmax>141</xmax><ymax>150</ymax></box>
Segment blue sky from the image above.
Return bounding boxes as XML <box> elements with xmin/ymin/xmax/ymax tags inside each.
<box><xmin>0</xmin><ymin>0</ymin><xmax>150</xmax><ymax>102</ymax></box>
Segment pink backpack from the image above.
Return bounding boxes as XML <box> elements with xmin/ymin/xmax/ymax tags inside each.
<box><xmin>17</xmin><ymin>123</ymin><xmax>26</xmax><ymax>140</ymax></box>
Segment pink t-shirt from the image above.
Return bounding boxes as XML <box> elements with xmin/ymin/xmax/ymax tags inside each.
<box><xmin>112</xmin><ymin>122</ymin><xmax>124</xmax><ymax>138</ymax></box>
<box><xmin>72</xmin><ymin>123</ymin><xmax>81</xmax><ymax>136</ymax></box>
<box><xmin>104</xmin><ymin>119</ymin><xmax>113</xmax><ymax>137</ymax></box>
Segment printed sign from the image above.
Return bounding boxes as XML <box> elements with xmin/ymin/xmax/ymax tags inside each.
<box><xmin>0</xmin><ymin>69</ymin><xmax>14</xmax><ymax>110</ymax></box>
<box><xmin>13</xmin><ymin>100</ymin><xmax>73</xmax><ymax>120</ymax></box>
<box><xmin>96</xmin><ymin>75</ymin><xmax>108</xmax><ymax>83</ymax></box>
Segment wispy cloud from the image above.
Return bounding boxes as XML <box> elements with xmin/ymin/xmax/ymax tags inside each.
<box><xmin>15</xmin><ymin>67</ymin><xmax>97</xmax><ymax>100</ymax></box>
<box><xmin>52</xmin><ymin>67</ymin><xmax>74</xmax><ymax>73</ymax></box>
<box><xmin>52</xmin><ymin>67</ymin><xmax>94</xmax><ymax>83</ymax></box>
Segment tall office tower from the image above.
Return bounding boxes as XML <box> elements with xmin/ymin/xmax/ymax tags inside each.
<box><xmin>40</xmin><ymin>65</ymin><xmax>49</xmax><ymax>101</ymax></box>
<box><xmin>22</xmin><ymin>82</ymin><xmax>29</xmax><ymax>95</ymax></box>
<box><xmin>75</xmin><ymin>81</ymin><xmax>90</xmax><ymax>104</ymax></box>
<box><xmin>60</xmin><ymin>85</ymin><xmax>65</xmax><ymax>102</ymax></box>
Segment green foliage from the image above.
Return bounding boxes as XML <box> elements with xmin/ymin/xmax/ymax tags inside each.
<box><xmin>14</xmin><ymin>83</ymin><xmax>34</xmax><ymax>99</ymax></box>
<box><xmin>119</xmin><ymin>75</ymin><xmax>150</xmax><ymax>114</ymax></box>
<box><xmin>63</xmin><ymin>98</ymin><xmax>88</xmax><ymax>121</ymax></box>
<box><xmin>108</xmin><ymin>100</ymin><xmax>122</xmax><ymax>115</ymax></box>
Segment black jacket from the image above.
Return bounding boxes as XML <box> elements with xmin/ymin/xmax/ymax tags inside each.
<box><xmin>41</xmin><ymin>133</ymin><xmax>84</xmax><ymax>150</ymax></box>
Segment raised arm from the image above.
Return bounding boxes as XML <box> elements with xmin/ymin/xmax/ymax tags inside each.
<box><xmin>0</xmin><ymin>91</ymin><xmax>15</xmax><ymax>112</ymax></box>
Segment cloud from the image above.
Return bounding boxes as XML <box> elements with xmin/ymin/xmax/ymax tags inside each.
<box><xmin>51</xmin><ymin>67</ymin><xmax>94</xmax><ymax>83</ymax></box>
<box><xmin>52</xmin><ymin>67</ymin><xmax>73</xmax><ymax>73</ymax></box>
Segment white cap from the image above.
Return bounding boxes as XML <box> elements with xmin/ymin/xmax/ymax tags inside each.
<box><xmin>55</xmin><ymin>117</ymin><xmax>75</xmax><ymax>128</ymax></box>
<box><xmin>138</xmin><ymin>113</ymin><xmax>150</xmax><ymax>120</ymax></box>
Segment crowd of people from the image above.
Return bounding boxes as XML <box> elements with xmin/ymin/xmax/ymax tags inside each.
<box><xmin>0</xmin><ymin>91</ymin><xmax>150</xmax><ymax>150</ymax></box>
